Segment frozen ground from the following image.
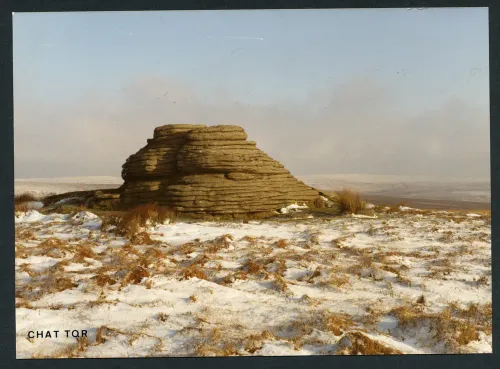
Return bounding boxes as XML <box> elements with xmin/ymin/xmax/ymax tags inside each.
<box><xmin>15</xmin><ymin>207</ymin><xmax>491</xmax><ymax>358</ymax></box>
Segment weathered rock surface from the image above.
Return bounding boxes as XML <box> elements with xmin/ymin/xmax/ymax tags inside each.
<box><xmin>121</xmin><ymin>124</ymin><xmax>320</xmax><ymax>215</ymax></box>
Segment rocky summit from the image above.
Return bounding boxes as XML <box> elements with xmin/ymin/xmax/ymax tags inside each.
<box><xmin>120</xmin><ymin>124</ymin><xmax>320</xmax><ymax>216</ymax></box>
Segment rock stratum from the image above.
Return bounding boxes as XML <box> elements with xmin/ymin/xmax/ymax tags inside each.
<box><xmin>120</xmin><ymin>124</ymin><xmax>320</xmax><ymax>216</ymax></box>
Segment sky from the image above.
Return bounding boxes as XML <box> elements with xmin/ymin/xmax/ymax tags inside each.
<box><xmin>13</xmin><ymin>8</ymin><xmax>490</xmax><ymax>179</ymax></box>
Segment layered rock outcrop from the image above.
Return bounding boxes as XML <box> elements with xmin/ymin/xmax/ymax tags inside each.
<box><xmin>121</xmin><ymin>124</ymin><xmax>320</xmax><ymax>215</ymax></box>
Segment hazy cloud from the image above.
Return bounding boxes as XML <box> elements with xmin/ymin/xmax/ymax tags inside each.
<box><xmin>14</xmin><ymin>75</ymin><xmax>490</xmax><ymax>179</ymax></box>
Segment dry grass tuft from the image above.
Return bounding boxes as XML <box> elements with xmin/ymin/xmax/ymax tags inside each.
<box><xmin>72</xmin><ymin>244</ymin><xmax>98</xmax><ymax>263</ymax></box>
<box><xmin>93</xmin><ymin>274</ymin><xmax>117</xmax><ymax>287</ymax></box>
<box><xmin>157</xmin><ymin>313</ymin><xmax>169</xmax><ymax>322</ymax></box>
<box><xmin>315</xmin><ymin>312</ymin><xmax>352</xmax><ymax>336</ymax></box>
<box><xmin>331</xmin><ymin>188</ymin><xmax>364</xmax><ymax>214</ymax></box>
<box><xmin>243</xmin><ymin>259</ymin><xmax>264</xmax><ymax>275</ymax></box>
<box><xmin>15</xmin><ymin>192</ymin><xmax>39</xmax><ymax>205</ymax></box>
<box><xmin>29</xmin><ymin>275</ymin><xmax>78</xmax><ymax>297</ymax></box>
<box><xmin>326</xmin><ymin>273</ymin><xmax>350</xmax><ymax>288</ymax></box>
<box><xmin>240</xmin><ymin>235</ymin><xmax>258</xmax><ymax>245</ymax></box>
<box><xmin>313</xmin><ymin>196</ymin><xmax>326</xmax><ymax>208</ymax></box>
<box><xmin>137</xmin><ymin>248</ymin><xmax>168</xmax><ymax>268</ymax></box>
<box><xmin>16</xmin><ymin>229</ymin><xmax>37</xmax><ymax>241</ymax></box>
<box><xmin>15</xmin><ymin>203</ymin><xmax>30</xmax><ymax>213</ymax></box>
<box><xmin>390</xmin><ymin>302</ymin><xmax>491</xmax><ymax>348</ymax></box>
<box><xmin>181</xmin><ymin>265</ymin><xmax>208</xmax><ymax>281</ymax></box>
<box><xmin>16</xmin><ymin>300</ymin><xmax>35</xmax><ymax>309</ymax></box>
<box><xmin>416</xmin><ymin>294</ymin><xmax>426</xmax><ymax>305</ymax></box>
<box><xmin>76</xmin><ymin>336</ymin><xmax>90</xmax><ymax>352</ymax></box>
<box><xmin>130</xmin><ymin>232</ymin><xmax>157</xmax><ymax>245</ymax></box>
<box><xmin>274</xmin><ymin>239</ymin><xmax>288</xmax><ymax>248</ymax></box>
<box><xmin>95</xmin><ymin>326</ymin><xmax>108</xmax><ymax>344</ymax></box>
<box><xmin>244</xmin><ymin>330</ymin><xmax>276</xmax><ymax>353</ymax></box>
<box><xmin>307</xmin><ymin>266</ymin><xmax>322</xmax><ymax>282</ymax></box>
<box><xmin>116</xmin><ymin>203</ymin><xmax>176</xmax><ymax>237</ymax></box>
<box><xmin>272</xmin><ymin>273</ymin><xmax>289</xmax><ymax>293</ymax></box>
<box><xmin>122</xmin><ymin>266</ymin><xmax>150</xmax><ymax>285</ymax></box>
<box><xmin>337</xmin><ymin>331</ymin><xmax>403</xmax><ymax>355</ymax></box>
<box><xmin>204</xmin><ymin>234</ymin><xmax>234</xmax><ymax>253</ymax></box>
<box><xmin>38</xmin><ymin>237</ymin><xmax>68</xmax><ymax>249</ymax></box>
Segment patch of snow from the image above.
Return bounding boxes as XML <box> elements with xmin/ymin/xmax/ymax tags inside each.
<box><xmin>351</xmin><ymin>213</ymin><xmax>378</xmax><ymax>219</ymax></box>
<box><xmin>24</xmin><ymin>201</ymin><xmax>44</xmax><ymax>210</ymax></box>
<box><xmin>54</xmin><ymin>197</ymin><xmax>85</xmax><ymax>206</ymax></box>
<box><xmin>280</xmin><ymin>203</ymin><xmax>308</xmax><ymax>214</ymax></box>
<box><xmin>15</xmin><ymin>210</ymin><xmax>46</xmax><ymax>223</ymax></box>
<box><xmin>70</xmin><ymin>211</ymin><xmax>102</xmax><ymax>229</ymax></box>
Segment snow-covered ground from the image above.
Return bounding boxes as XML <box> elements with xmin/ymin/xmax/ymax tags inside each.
<box><xmin>15</xmin><ymin>207</ymin><xmax>491</xmax><ymax>358</ymax></box>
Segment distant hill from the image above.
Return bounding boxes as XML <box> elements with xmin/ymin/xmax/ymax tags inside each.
<box><xmin>298</xmin><ymin>174</ymin><xmax>490</xmax><ymax>203</ymax></box>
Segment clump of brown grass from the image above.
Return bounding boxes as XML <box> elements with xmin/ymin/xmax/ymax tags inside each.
<box><xmin>307</xmin><ymin>266</ymin><xmax>322</xmax><ymax>282</ymax></box>
<box><xmin>122</xmin><ymin>266</ymin><xmax>150</xmax><ymax>285</ymax></box>
<box><xmin>100</xmin><ymin>216</ymin><xmax>121</xmax><ymax>231</ymax></box>
<box><xmin>130</xmin><ymin>232</ymin><xmax>156</xmax><ymax>245</ymax></box>
<box><xmin>331</xmin><ymin>188</ymin><xmax>364</xmax><ymax>215</ymax></box>
<box><xmin>16</xmin><ymin>229</ymin><xmax>37</xmax><ymax>241</ymax></box>
<box><xmin>117</xmin><ymin>214</ymin><xmax>142</xmax><ymax>238</ymax></box>
<box><xmin>138</xmin><ymin>248</ymin><xmax>168</xmax><ymax>267</ymax></box>
<box><xmin>243</xmin><ymin>259</ymin><xmax>264</xmax><ymax>275</ymax></box>
<box><xmin>331</xmin><ymin>236</ymin><xmax>350</xmax><ymax>248</ymax></box>
<box><xmin>33</xmin><ymin>275</ymin><xmax>78</xmax><ymax>296</ymax></box>
<box><xmin>93</xmin><ymin>274</ymin><xmax>117</xmax><ymax>287</ymax></box>
<box><xmin>194</xmin><ymin>339</ymin><xmax>240</xmax><ymax>357</ymax></box>
<box><xmin>240</xmin><ymin>235</ymin><xmax>258</xmax><ymax>245</ymax></box>
<box><xmin>203</xmin><ymin>234</ymin><xmax>234</xmax><ymax>253</ymax></box>
<box><xmin>95</xmin><ymin>326</ymin><xmax>108</xmax><ymax>344</ymax></box>
<box><xmin>438</xmin><ymin>231</ymin><xmax>454</xmax><ymax>243</ymax></box>
<box><xmin>15</xmin><ymin>203</ymin><xmax>29</xmax><ymax>213</ymax></box>
<box><xmin>309</xmin><ymin>232</ymin><xmax>322</xmax><ymax>246</ymax></box>
<box><xmin>476</xmin><ymin>275</ymin><xmax>489</xmax><ymax>286</ymax></box>
<box><xmin>274</xmin><ymin>239</ymin><xmax>288</xmax><ymax>248</ymax></box>
<box><xmin>244</xmin><ymin>330</ymin><xmax>276</xmax><ymax>353</ymax></box>
<box><xmin>360</xmin><ymin>254</ymin><xmax>373</xmax><ymax>268</ymax></box>
<box><xmin>119</xmin><ymin>244</ymin><xmax>140</xmax><ymax>257</ymax></box>
<box><xmin>176</xmin><ymin>241</ymin><xmax>198</xmax><ymax>255</ymax></box>
<box><xmin>272</xmin><ymin>273</ymin><xmax>289</xmax><ymax>293</ymax></box>
<box><xmin>117</xmin><ymin>204</ymin><xmax>177</xmax><ymax>237</ymax></box>
<box><xmin>157</xmin><ymin>312</ymin><xmax>169</xmax><ymax>322</ymax></box>
<box><xmin>279</xmin><ymin>310</ymin><xmax>355</xmax><ymax>347</ymax></box>
<box><xmin>233</xmin><ymin>270</ymin><xmax>248</xmax><ymax>280</ymax></box>
<box><xmin>416</xmin><ymin>294</ymin><xmax>426</xmax><ymax>305</ymax></box>
<box><xmin>38</xmin><ymin>237</ymin><xmax>68</xmax><ymax>249</ymax></box>
<box><xmin>313</xmin><ymin>196</ymin><xmax>326</xmax><ymax>208</ymax></box>
<box><xmin>15</xmin><ymin>300</ymin><xmax>35</xmax><ymax>309</ymax></box>
<box><xmin>15</xmin><ymin>192</ymin><xmax>38</xmax><ymax>205</ymax></box>
<box><xmin>76</xmin><ymin>336</ymin><xmax>90</xmax><ymax>352</ymax></box>
<box><xmin>326</xmin><ymin>273</ymin><xmax>350</xmax><ymax>288</ymax></box>
<box><xmin>390</xmin><ymin>302</ymin><xmax>490</xmax><ymax>348</ymax></box>
<box><xmin>337</xmin><ymin>331</ymin><xmax>403</xmax><ymax>355</ymax></box>
<box><xmin>320</xmin><ymin>311</ymin><xmax>356</xmax><ymax>336</ymax></box>
<box><xmin>72</xmin><ymin>244</ymin><xmax>98</xmax><ymax>263</ymax></box>
<box><xmin>181</xmin><ymin>265</ymin><xmax>208</xmax><ymax>281</ymax></box>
